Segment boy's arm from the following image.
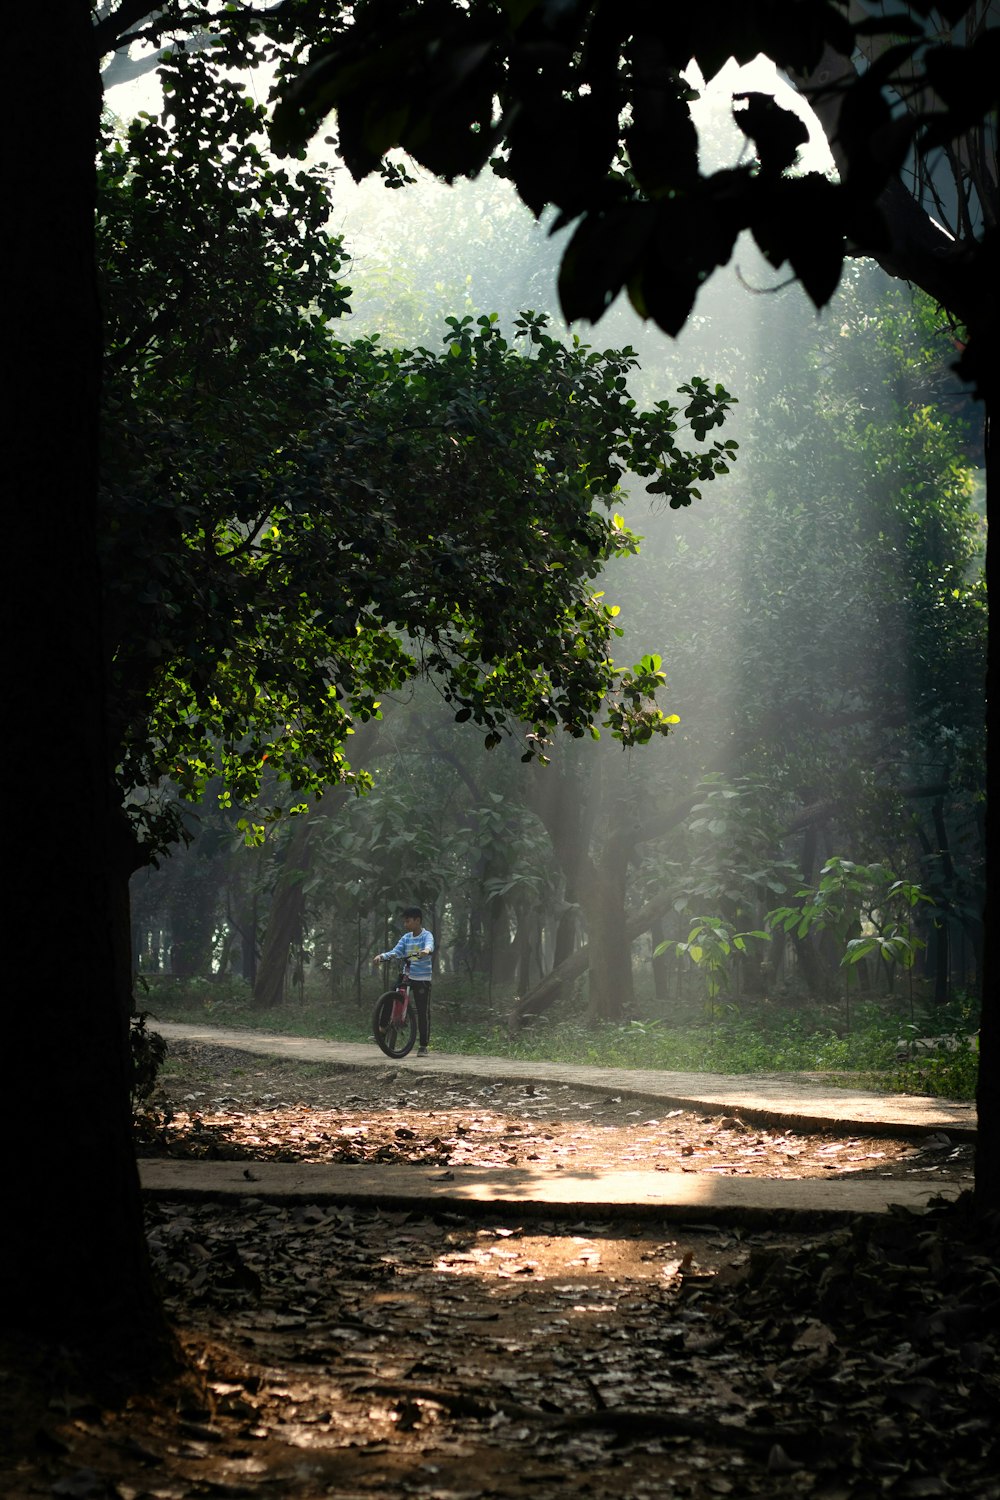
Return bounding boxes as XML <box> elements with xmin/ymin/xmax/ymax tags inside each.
<box><xmin>374</xmin><ymin>936</ymin><xmax>406</xmax><ymax>962</ymax></box>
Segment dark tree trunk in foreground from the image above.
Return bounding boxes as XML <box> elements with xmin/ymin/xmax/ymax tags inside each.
<box><xmin>2</xmin><ymin>4</ymin><xmax>172</xmax><ymax>1376</ymax></box>
<box><xmin>973</xmin><ymin>401</ymin><xmax>997</xmax><ymax>1215</ymax></box>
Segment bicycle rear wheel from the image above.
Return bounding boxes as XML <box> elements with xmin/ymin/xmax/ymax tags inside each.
<box><xmin>372</xmin><ymin>990</ymin><xmax>417</xmax><ymax>1058</ymax></box>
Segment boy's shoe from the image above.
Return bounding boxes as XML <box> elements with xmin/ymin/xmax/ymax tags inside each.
<box><xmin>417</xmin><ymin>1046</ymin><xmax>429</xmax><ymax>1056</ymax></box>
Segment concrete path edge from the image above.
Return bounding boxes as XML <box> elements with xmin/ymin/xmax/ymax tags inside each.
<box><xmin>138</xmin><ymin>1157</ymin><xmax>969</xmax><ymax>1227</ymax></box>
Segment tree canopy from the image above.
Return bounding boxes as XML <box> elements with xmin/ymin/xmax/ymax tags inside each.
<box><xmin>263</xmin><ymin>1</ymin><xmax>997</xmax><ymax>404</ymax></box>
<box><xmin>99</xmin><ymin>51</ymin><xmax>738</xmax><ymax>860</ymax></box>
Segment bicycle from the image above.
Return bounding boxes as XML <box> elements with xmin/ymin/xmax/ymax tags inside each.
<box><xmin>371</xmin><ymin>957</ymin><xmax>419</xmax><ymax>1058</ymax></box>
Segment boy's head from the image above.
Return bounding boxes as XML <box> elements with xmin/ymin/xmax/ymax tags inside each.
<box><xmin>401</xmin><ymin>906</ymin><xmax>423</xmax><ymax>933</ymax></box>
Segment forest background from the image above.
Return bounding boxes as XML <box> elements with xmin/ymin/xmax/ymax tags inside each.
<box><xmin>116</xmin><ymin>39</ymin><xmax>987</xmax><ymax>1101</ymax></box>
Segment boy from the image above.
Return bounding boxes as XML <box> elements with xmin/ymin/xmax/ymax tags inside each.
<box><xmin>374</xmin><ymin>907</ymin><xmax>435</xmax><ymax>1055</ymax></box>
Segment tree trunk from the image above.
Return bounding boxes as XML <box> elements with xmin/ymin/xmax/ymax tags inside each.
<box><xmin>552</xmin><ymin>900</ymin><xmax>581</xmax><ymax>969</ymax></box>
<box><xmin>253</xmin><ymin>815</ymin><xmax>313</xmax><ymax>1009</ymax></box>
<box><xmin>514</xmin><ymin>906</ymin><xmax>537</xmax><ymax>995</ymax></box>
<box><xmin>973</xmin><ymin>393</ymin><xmax>997</xmax><ymax>1213</ymax></box>
<box><xmin>3</xmin><ymin>5</ymin><xmax>174</xmax><ymax>1378</ymax></box>
<box><xmin>581</xmin><ymin>833</ymin><xmax>634</xmax><ymax>1024</ymax></box>
<box><xmin>511</xmin><ymin>880</ymin><xmax>680</xmax><ymax>1028</ymax></box>
<box><xmin>523</xmin><ymin>750</ymin><xmax>592</xmax><ymax>959</ymax></box>
<box><xmin>488</xmin><ymin>898</ymin><xmax>518</xmax><ymax>984</ymax></box>
<box><xmin>509</xmin><ymin>785</ymin><xmax>699</xmax><ymax>1029</ymax></box>
<box><xmin>166</xmin><ymin>861</ymin><xmax>219</xmax><ymax>978</ymax></box>
<box><xmin>929</xmin><ymin>798</ymin><xmax>954</xmax><ymax>1005</ymax></box>
<box><xmin>251</xmin><ymin>722</ymin><xmax>381</xmax><ymax>1010</ymax></box>
<box><xmin>236</xmin><ymin>869</ymin><xmax>261</xmax><ymax>986</ymax></box>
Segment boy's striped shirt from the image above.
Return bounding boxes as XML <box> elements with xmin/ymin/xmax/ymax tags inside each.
<box><xmin>380</xmin><ymin>929</ymin><xmax>434</xmax><ymax>981</ymax></box>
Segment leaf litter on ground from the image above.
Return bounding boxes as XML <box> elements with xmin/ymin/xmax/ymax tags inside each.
<box><xmin>136</xmin><ymin>1041</ymin><xmax>974</xmax><ymax>1185</ymax></box>
<box><xmin>1</xmin><ymin>1041</ymin><xmax>993</xmax><ymax>1500</ymax></box>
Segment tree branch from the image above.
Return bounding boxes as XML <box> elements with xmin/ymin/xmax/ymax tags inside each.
<box><xmin>93</xmin><ymin>0</ymin><xmax>165</xmax><ymax>56</ymax></box>
<box><xmin>789</xmin><ymin>44</ymin><xmax>981</xmax><ymax>328</ymax></box>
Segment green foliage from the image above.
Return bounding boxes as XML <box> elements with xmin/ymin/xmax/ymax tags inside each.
<box><xmin>470</xmin><ymin>1003</ymin><xmax>977</xmax><ymax>1100</ymax></box>
<box><xmin>265</xmin><ymin>2</ymin><xmax>997</xmax><ymax>397</ymax></box>
<box><xmin>100</xmin><ymin>56</ymin><xmax>367</xmax><ymax>848</ymax></box>
<box><xmin>493</xmin><ymin>1011</ymin><xmax>904</xmax><ymax>1080</ymax></box>
<box><xmin>766</xmin><ymin>857</ymin><xmax>934</xmax><ymax>1023</ymax></box>
<box><xmin>646</xmin><ymin>775</ymin><xmax>800</xmax><ymax>922</ymax></box>
<box><xmin>768</xmin><ymin>858</ymin><xmax>930</xmax><ymax>975</ymax></box>
<box><xmin>890</xmin><ymin>1036</ymin><xmax>980</xmax><ymax>1100</ymax></box>
<box><xmin>99</xmin><ymin>52</ymin><xmax>737</xmax><ymax>859</ymax></box>
<box><xmin>129</xmin><ymin>1011</ymin><xmax>169</xmax><ymax>1108</ymax></box>
<box><xmin>654</xmin><ymin>917</ymin><xmax>770</xmax><ymax>1003</ymax></box>
<box><xmin>716</xmin><ymin>272</ymin><xmax>985</xmax><ymax>785</ymax></box>
<box><xmin>622</xmin><ymin>269</ymin><xmax>985</xmax><ymax>1008</ymax></box>
<box><xmin>310</xmin><ymin>765</ymin><xmax>463</xmax><ymax>925</ymax></box>
<box><xmin>139</xmin><ymin>975</ymin><xmax>254</xmax><ymax>1019</ymax></box>
<box><xmin>888</xmin><ymin>992</ymin><xmax>982</xmax><ymax>1098</ymax></box>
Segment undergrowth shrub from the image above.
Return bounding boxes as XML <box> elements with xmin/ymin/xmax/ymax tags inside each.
<box><xmin>130</xmin><ymin>1010</ymin><xmax>168</xmax><ymax>1110</ymax></box>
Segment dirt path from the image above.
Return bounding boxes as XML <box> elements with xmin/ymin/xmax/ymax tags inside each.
<box><xmin>145</xmin><ymin>1037</ymin><xmax>975</xmax><ymax>1189</ymax></box>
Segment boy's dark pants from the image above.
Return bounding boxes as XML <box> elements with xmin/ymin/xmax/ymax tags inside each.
<box><xmin>411</xmin><ymin>982</ymin><xmax>432</xmax><ymax>1048</ymax></box>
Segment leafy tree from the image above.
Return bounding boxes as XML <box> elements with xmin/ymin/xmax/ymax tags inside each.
<box><xmin>100</xmin><ymin>52</ymin><xmax>738</xmax><ymax>876</ymax></box>
<box><xmin>768</xmin><ymin>858</ymin><xmax>929</xmax><ymax>1024</ymax></box>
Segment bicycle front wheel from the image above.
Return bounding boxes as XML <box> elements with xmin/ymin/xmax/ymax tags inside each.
<box><xmin>372</xmin><ymin>991</ymin><xmax>417</xmax><ymax>1058</ymax></box>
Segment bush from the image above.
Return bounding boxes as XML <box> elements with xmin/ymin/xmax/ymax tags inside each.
<box><xmin>888</xmin><ymin>1039</ymin><xmax>979</xmax><ymax>1099</ymax></box>
<box><xmin>130</xmin><ymin>1010</ymin><xmax>168</xmax><ymax>1107</ymax></box>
